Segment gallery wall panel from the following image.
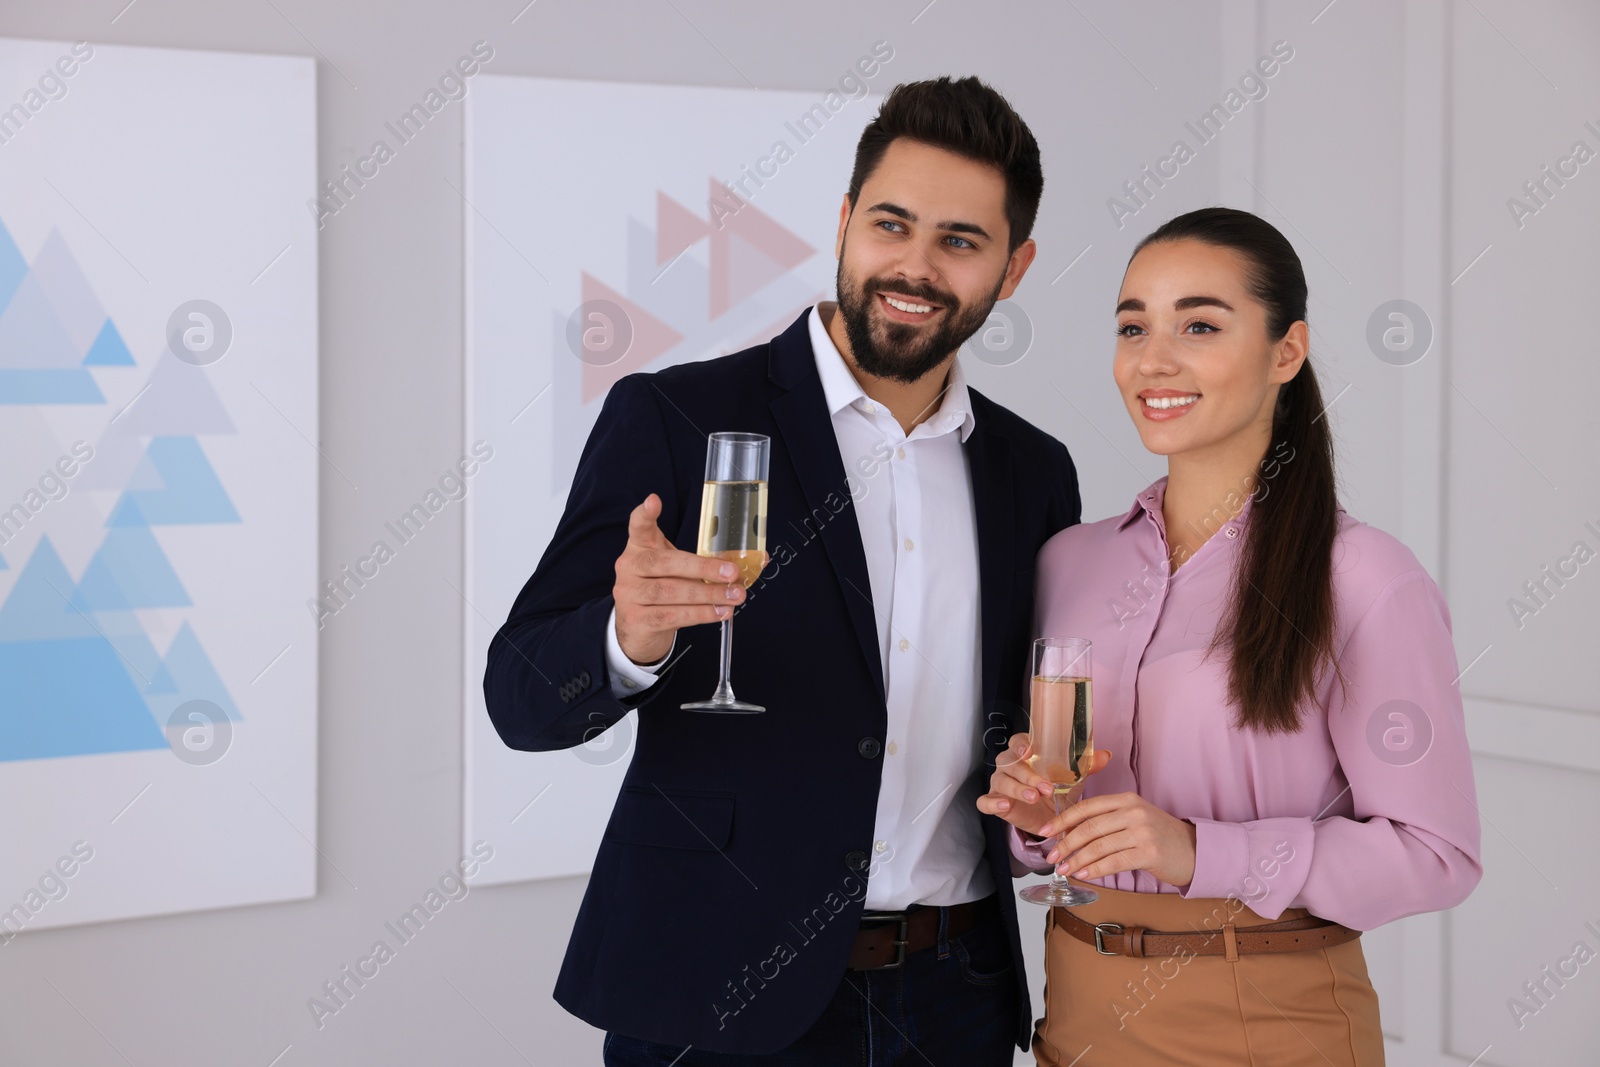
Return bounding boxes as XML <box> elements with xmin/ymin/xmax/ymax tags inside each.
<box><xmin>0</xmin><ymin>38</ymin><xmax>319</xmax><ymax>930</ymax></box>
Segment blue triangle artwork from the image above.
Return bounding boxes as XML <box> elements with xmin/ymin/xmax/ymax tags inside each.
<box><xmin>0</xmin><ymin>217</ymin><xmax>243</xmax><ymax>763</ymax></box>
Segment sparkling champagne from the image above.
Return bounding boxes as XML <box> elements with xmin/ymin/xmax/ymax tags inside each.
<box><xmin>1029</xmin><ymin>675</ymin><xmax>1093</xmax><ymax>796</ymax></box>
<box><xmin>696</xmin><ymin>480</ymin><xmax>769</xmax><ymax>588</ymax></box>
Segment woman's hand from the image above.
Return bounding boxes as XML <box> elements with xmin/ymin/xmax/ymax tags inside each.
<box><xmin>976</xmin><ymin>733</ymin><xmax>1111</xmax><ymax>837</ymax></box>
<box><xmin>1040</xmin><ymin>792</ymin><xmax>1198</xmax><ymax>888</ymax></box>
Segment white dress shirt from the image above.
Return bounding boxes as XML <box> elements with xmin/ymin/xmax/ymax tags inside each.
<box><xmin>605</xmin><ymin>304</ymin><xmax>990</xmax><ymax>909</ymax></box>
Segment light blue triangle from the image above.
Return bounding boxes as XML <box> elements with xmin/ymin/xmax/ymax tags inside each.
<box><xmin>145</xmin><ymin>659</ymin><xmax>180</xmax><ymax>694</ymax></box>
<box><xmin>0</xmin><ymin>368</ymin><xmax>105</xmax><ymax>404</ymax></box>
<box><xmin>125</xmin><ymin>449</ymin><xmax>167</xmax><ymax>491</ymax></box>
<box><xmin>106</xmin><ymin>493</ymin><xmax>151</xmax><ymax>528</ymax></box>
<box><xmin>144</xmin><ymin>621</ymin><xmax>240</xmax><ymax>722</ymax></box>
<box><xmin>0</xmin><ymin>272</ymin><xmax>82</xmax><ymax>369</ymax></box>
<box><xmin>0</xmin><ymin>638</ymin><xmax>168</xmax><ymax>761</ymax></box>
<box><xmin>0</xmin><ymin>220</ymin><xmax>25</xmax><ymax>316</ymax></box>
<box><xmin>84</xmin><ymin>318</ymin><xmax>135</xmax><ymax>366</ymax></box>
<box><xmin>82</xmin><ymin>607</ymin><xmax>165</xmax><ymax>692</ymax></box>
<box><xmin>70</xmin><ymin>526</ymin><xmax>191</xmax><ymax>611</ymax></box>
<box><xmin>0</xmin><ymin>537</ymin><xmax>99</xmax><ymax>642</ymax></box>
<box><xmin>106</xmin><ymin>437</ymin><xmax>238</xmax><ymax>526</ymax></box>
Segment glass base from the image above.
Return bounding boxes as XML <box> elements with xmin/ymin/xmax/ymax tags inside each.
<box><xmin>1020</xmin><ymin>879</ymin><xmax>1098</xmax><ymax>907</ymax></box>
<box><xmin>680</xmin><ymin>698</ymin><xmax>765</xmax><ymax>714</ymax></box>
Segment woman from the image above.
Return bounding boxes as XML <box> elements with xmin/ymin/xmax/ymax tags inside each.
<box><xmin>977</xmin><ymin>207</ymin><xmax>1482</xmax><ymax>1065</ymax></box>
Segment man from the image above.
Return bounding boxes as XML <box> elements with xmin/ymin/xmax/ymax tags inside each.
<box><xmin>484</xmin><ymin>76</ymin><xmax>1080</xmax><ymax>1065</ymax></box>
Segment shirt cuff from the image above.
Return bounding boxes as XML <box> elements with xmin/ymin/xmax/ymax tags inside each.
<box><xmin>605</xmin><ymin>605</ymin><xmax>672</xmax><ymax>699</ymax></box>
<box><xmin>1179</xmin><ymin>817</ymin><xmax>1315</xmax><ymax>920</ymax></box>
<box><xmin>1007</xmin><ymin>824</ymin><xmax>1055</xmax><ymax>876</ymax></box>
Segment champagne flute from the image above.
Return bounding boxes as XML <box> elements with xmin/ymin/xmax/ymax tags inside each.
<box><xmin>681</xmin><ymin>432</ymin><xmax>770</xmax><ymax>713</ymax></box>
<box><xmin>1019</xmin><ymin>637</ymin><xmax>1097</xmax><ymax>907</ymax></box>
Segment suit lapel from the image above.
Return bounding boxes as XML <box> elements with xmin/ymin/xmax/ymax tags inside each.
<box><xmin>767</xmin><ymin>312</ymin><xmax>886</xmax><ymax>707</ymax></box>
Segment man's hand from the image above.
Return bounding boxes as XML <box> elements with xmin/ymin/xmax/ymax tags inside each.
<box><xmin>613</xmin><ymin>493</ymin><xmax>746</xmax><ymax>665</ymax></box>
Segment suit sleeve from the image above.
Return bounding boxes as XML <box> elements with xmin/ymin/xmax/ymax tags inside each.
<box><xmin>1046</xmin><ymin>435</ymin><xmax>1081</xmax><ymax>533</ymax></box>
<box><xmin>482</xmin><ymin>374</ymin><xmax>683</xmax><ymax>752</ymax></box>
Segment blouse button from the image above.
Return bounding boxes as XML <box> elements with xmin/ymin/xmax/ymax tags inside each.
<box><xmin>1225</xmin><ymin>526</ymin><xmax>1240</xmax><ymax>538</ymax></box>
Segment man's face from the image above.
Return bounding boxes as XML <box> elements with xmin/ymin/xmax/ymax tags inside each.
<box><xmin>834</xmin><ymin>139</ymin><xmax>1035</xmax><ymax>384</ymax></box>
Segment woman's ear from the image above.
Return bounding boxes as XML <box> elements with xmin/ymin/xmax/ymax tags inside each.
<box><xmin>1270</xmin><ymin>320</ymin><xmax>1310</xmax><ymax>384</ymax></box>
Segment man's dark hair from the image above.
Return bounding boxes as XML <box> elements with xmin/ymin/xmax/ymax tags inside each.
<box><xmin>847</xmin><ymin>76</ymin><xmax>1044</xmax><ymax>252</ymax></box>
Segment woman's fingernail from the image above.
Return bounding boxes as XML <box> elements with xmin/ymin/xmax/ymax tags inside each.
<box><xmin>714</xmin><ymin>605</ymin><xmax>730</xmax><ymax>618</ymax></box>
<box><xmin>997</xmin><ymin>800</ymin><xmax>1010</xmax><ymax>811</ymax></box>
<box><xmin>1023</xmin><ymin>790</ymin><xmax>1037</xmax><ymax>802</ymax></box>
<box><xmin>1046</xmin><ymin>849</ymin><xmax>1059</xmax><ymax>864</ymax></box>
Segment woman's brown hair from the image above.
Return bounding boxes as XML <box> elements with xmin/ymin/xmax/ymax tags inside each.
<box><xmin>1133</xmin><ymin>207</ymin><xmax>1343</xmax><ymax>733</ymax></box>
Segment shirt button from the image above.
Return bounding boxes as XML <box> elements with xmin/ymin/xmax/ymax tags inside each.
<box><xmin>903</xmin><ymin>538</ymin><xmax>914</xmax><ymax>551</ymax></box>
<box><xmin>622</xmin><ymin>678</ymin><xmax>636</xmax><ymax>689</ymax></box>
<box><xmin>886</xmin><ymin>740</ymin><xmax>898</xmax><ymax>756</ymax></box>
<box><xmin>865</xmin><ymin>402</ymin><xmax>877</xmax><ymax>413</ymax></box>
<box><xmin>873</xmin><ymin>840</ymin><xmax>888</xmax><ymax>855</ymax></box>
<box><xmin>898</xmin><ymin>638</ymin><xmax>910</xmax><ymax>652</ymax></box>
<box><xmin>896</xmin><ymin>447</ymin><xmax>906</xmax><ymax>460</ymax></box>
<box><xmin>857</xmin><ymin>737</ymin><xmax>882</xmax><ymax>759</ymax></box>
<box><xmin>845</xmin><ymin>850</ymin><xmax>870</xmax><ymax>872</ymax></box>
<box><xmin>1226</xmin><ymin>526</ymin><xmax>1240</xmax><ymax>538</ymax></box>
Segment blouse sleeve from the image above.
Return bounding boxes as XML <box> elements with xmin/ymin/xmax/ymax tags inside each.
<box><xmin>1180</xmin><ymin>570</ymin><xmax>1484</xmax><ymax>929</ymax></box>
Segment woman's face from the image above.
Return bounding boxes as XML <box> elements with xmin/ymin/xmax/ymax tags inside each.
<box><xmin>1112</xmin><ymin>238</ymin><xmax>1305</xmax><ymax>459</ymax></box>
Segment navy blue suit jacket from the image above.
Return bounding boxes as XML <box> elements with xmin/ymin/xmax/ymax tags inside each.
<box><xmin>483</xmin><ymin>309</ymin><xmax>1080</xmax><ymax>1054</ymax></box>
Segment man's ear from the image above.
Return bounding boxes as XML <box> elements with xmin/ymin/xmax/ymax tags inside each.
<box><xmin>835</xmin><ymin>192</ymin><xmax>852</xmax><ymax>261</ymax></box>
<box><xmin>997</xmin><ymin>238</ymin><xmax>1038</xmax><ymax>301</ymax></box>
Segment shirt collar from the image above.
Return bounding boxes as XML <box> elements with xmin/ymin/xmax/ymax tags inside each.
<box><xmin>1115</xmin><ymin>477</ymin><xmax>1166</xmax><ymax>531</ymax></box>
<box><xmin>1115</xmin><ymin>474</ymin><xmax>1261</xmax><ymax>534</ymax></box>
<box><xmin>807</xmin><ymin>304</ymin><xmax>976</xmax><ymax>442</ymax></box>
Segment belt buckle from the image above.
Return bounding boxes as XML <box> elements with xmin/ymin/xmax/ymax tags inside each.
<box><xmin>859</xmin><ymin>911</ymin><xmax>910</xmax><ymax>970</ymax></box>
<box><xmin>1093</xmin><ymin>922</ymin><xmax>1124</xmax><ymax>956</ymax></box>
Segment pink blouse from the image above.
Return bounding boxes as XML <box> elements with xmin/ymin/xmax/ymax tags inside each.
<box><xmin>1009</xmin><ymin>476</ymin><xmax>1482</xmax><ymax>931</ymax></box>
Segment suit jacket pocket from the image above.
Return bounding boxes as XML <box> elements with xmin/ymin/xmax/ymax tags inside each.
<box><xmin>607</xmin><ymin>787</ymin><xmax>735</xmax><ymax>852</ymax></box>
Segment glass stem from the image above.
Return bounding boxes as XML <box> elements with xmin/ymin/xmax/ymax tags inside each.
<box><xmin>711</xmin><ymin>616</ymin><xmax>736</xmax><ymax>703</ymax></box>
<box><xmin>1051</xmin><ymin>791</ymin><xmax>1069</xmax><ymax>889</ymax></box>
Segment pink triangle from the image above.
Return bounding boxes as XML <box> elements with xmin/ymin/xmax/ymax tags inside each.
<box><xmin>707</xmin><ymin>178</ymin><xmax>815</xmax><ymax>319</ymax></box>
<box><xmin>580</xmin><ymin>274</ymin><xmax>685</xmax><ymax>403</ymax></box>
<box><xmin>656</xmin><ymin>192</ymin><xmax>708</xmax><ymax>267</ymax></box>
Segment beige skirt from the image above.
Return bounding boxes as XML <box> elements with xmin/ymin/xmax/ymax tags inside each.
<box><xmin>1033</xmin><ymin>879</ymin><xmax>1385</xmax><ymax>1067</ymax></box>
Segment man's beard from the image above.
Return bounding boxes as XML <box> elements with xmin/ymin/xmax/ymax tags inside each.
<box><xmin>835</xmin><ymin>256</ymin><xmax>1005</xmax><ymax>386</ymax></box>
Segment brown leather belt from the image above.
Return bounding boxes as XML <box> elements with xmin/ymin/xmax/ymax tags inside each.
<box><xmin>1055</xmin><ymin>907</ymin><xmax>1359</xmax><ymax>960</ymax></box>
<box><xmin>847</xmin><ymin>895</ymin><xmax>996</xmax><ymax>970</ymax></box>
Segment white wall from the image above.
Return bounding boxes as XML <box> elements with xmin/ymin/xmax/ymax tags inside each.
<box><xmin>0</xmin><ymin>2</ymin><xmax>1592</xmax><ymax>1065</ymax></box>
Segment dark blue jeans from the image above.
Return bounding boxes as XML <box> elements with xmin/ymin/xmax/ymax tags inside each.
<box><xmin>602</xmin><ymin>899</ymin><xmax>1019</xmax><ymax>1066</ymax></box>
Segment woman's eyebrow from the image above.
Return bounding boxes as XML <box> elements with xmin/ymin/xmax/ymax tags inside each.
<box><xmin>1114</xmin><ymin>296</ymin><xmax>1235</xmax><ymax>313</ymax></box>
<box><xmin>1174</xmin><ymin>295</ymin><xmax>1234</xmax><ymax>311</ymax></box>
